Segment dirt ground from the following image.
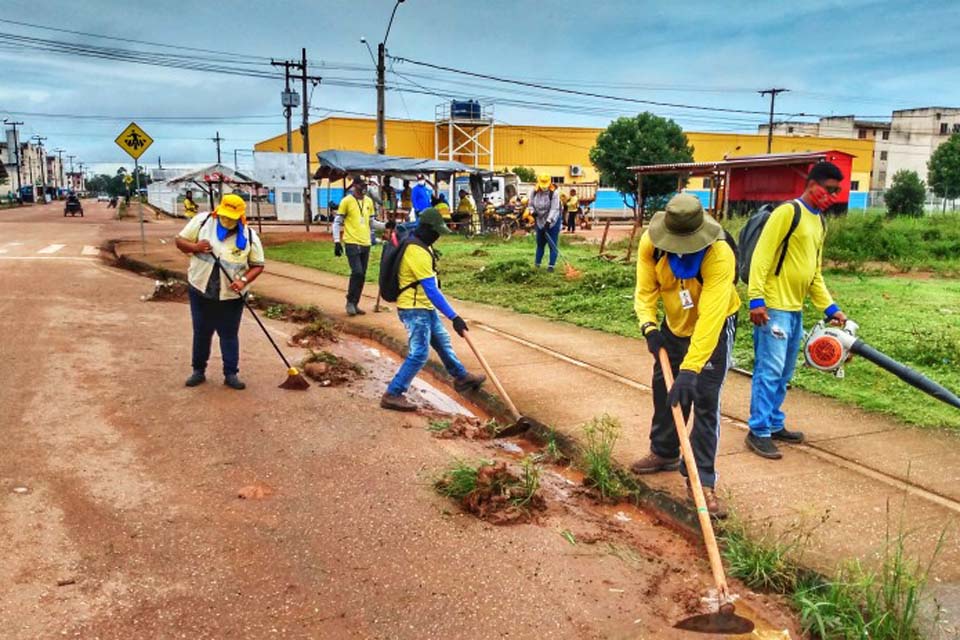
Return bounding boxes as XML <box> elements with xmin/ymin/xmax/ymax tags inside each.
<box><xmin>0</xmin><ymin>201</ymin><xmax>801</xmax><ymax>638</ymax></box>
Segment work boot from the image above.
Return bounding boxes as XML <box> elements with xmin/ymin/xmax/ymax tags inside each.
<box><xmin>745</xmin><ymin>433</ymin><xmax>782</xmax><ymax>459</ymax></box>
<box><xmin>224</xmin><ymin>374</ymin><xmax>246</xmax><ymax>390</ymax></box>
<box><xmin>771</xmin><ymin>427</ymin><xmax>805</xmax><ymax>444</ymax></box>
<box><xmin>185</xmin><ymin>370</ymin><xmax>206</xmax><ymax>387</ymax></box>
<box><xmin>454</xmin><ymin>372</ymin><xmax>486</xmax><ymax>393</ymax></box>
<box><xmin>547</xmin><ymin>266</ymin><xmax>555</xmax><ymax>273</ymax></box>
<box><xmin>346</xmin><ymin>302</ymin><xmax>359</xmax><ymax>316</ymax></box>
<box><xmin>380</xmin><ymin>392</ymin><xmax>418</xmax><ymax>412</ymax></box>
<box><xmin>687</xmin><ymin>481</ymin><xmax>728</xmax><ymax>519</ymax></box>
<box><xmin>354</xmin><ymin>306</ymin><xmax>366</xmax><ymax>315</ymax></box>
<box><xmin>630</xmin><ymin>452</ymin><xmax>680</xmax><ymax>475</ymax></box>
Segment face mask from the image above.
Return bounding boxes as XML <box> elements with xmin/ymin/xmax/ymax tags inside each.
<box><xmin>418</xmin><ymin>179</ymin><xmax>425</xmax><ymax>186</ymax></box>
<box><xmin>808</xmin><ymin>184</ymin><xmax>834</xmax><ymax>211</ymax></box>
<box><xmin>219</xmin><ymin>217</ymin><xmax>239</xmax><ymax>230</ymax></box>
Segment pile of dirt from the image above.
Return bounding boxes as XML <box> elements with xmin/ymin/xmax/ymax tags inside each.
<box><xmin>427</xmin><ymin>415</ymin><xmax>499</xmax><ymax>440</ymax></box>
<box><xmin>141</xmin><ymin>279</ymin><xmax>189</xmax><ymax>302</ymax></box>
<box><xmin>289</xmin><ymin>317</ymin><xmax>340</xmax><ymax>348</ymax></box>
<box><xmin>261</xmin><ymin>302</ymin><xmax>325</xmax><ymax>324</ymax></box>
<box><xmin>301</xmin><ymin>351</ymin><xmax>363</xmax><ymax>387</ymax></box>
<box><xmin>439</xmin><ymin>461</ymin><xmax>546</xmax><ymax>526</ymax></box>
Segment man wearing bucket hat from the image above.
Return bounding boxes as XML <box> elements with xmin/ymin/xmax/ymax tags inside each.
<box><xmin>175</xmin><ymin>193</ymin><xmax>265</xmax><ymax>390</ymax></box>
<box><xmin>529</xmin><ymin>174</ymin><xmax>562</xmax><ymax>271</ymax></box>
<box><xmin>381</xmin><ymin>208</ymin><xmax>485</xmax><ymax>411</ymax></box>
<box><xmin>631</xmin><ymin>193</ymin><xmax>740</xmax><ymax>517</ymax></box>
<box><xmin>333</xmin><ymin>178</ymin><xmax>386</xmax><ymax>316</ymax></box>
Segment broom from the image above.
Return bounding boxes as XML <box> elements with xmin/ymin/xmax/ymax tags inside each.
<box><xmin>544</xmin><ymin>232</ymin><xmax>583</xmax><ymax>280</ymax></box>
<box><xmin>214</xmin><ymin>257</ymin><xmax>310</xmax><ymax>390</ymax></box>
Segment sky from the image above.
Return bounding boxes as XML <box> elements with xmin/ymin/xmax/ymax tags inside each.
<box><xmin>2</xmin><ymin>0</ymin><xmax>957</xmax><ymax>176</ymax></box>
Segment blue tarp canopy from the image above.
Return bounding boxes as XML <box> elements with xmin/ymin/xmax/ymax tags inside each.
<box><xmin>314</xmin><ymin>149</ymin><xmax>487</xmax><ymax>181</ymax></box>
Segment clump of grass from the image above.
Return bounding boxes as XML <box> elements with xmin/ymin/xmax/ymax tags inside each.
<box><xmin>474</xmin><ymin>259</ymin><xmax>548</xmax><ymax>284</ymax></box>
<box><xmin>434</xmin><ymin>459</ymin><xmax>485</xmax><ymax>500</ymax></box>
<box><xmin>291</xmin><ymin>316</ymin><xmax>340</xmax><ymax>345</ymax></box>
<box><xmin>427</xmin><ymin>418</ymin><xmax>452</xmax><ymax>433</ymax></box>
<box><xmin>512</xmin><ymin>456</ymin><xmax>541</xmax><ymax>508</ymax></box>
<box><xmin>534</xmin><ymin>428</ymin><xmax>567</xmax><ymax>465</ymax></box>
<box><xmin>722</xmin><ymin>519</ymin><xmax>809</xmax><ymax>593</ymax></box>
<box><xmin>579</xmin><ymin>414</ymin><xmax>624</xmax><ymax>500</ymax></box>
<box><xmin>264</xmin><ymin>304</ymin><xmax>287</xmax><ymax>320</ymax></box>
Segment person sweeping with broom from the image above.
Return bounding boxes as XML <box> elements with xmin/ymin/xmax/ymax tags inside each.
<box><xmin>530</xmin><ymin>174</ymin><xmax>562</xmax><ymax>272</ymax></box>
<box><xmin>630</xmin><ymin>193</ymin><xmax>740</xmax><ymax>518</ymax></box>
<box><xmin>175</xmin><ymin>193</ymin><xmax>265</xmax><ymax>390</ymax></box>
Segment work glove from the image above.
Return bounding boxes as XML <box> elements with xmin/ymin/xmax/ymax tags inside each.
<box><xmin>668</xmin><ymin>370</ymin><xmax>699</xmax><ymax>410</ymax></box>
<box><xmin>334</xmin><ymin>242</ymin><xmax>343</xmax><ymax>258</ymax></box>
<box><xmin>644</xmin><ymin>328</ymin><xmax>665</xmax><ymax>357</ymax></box>
<box><xmin>452</xmin><ymin>316</ymin><xmax>468</xmax><ymax>338</ymax></box>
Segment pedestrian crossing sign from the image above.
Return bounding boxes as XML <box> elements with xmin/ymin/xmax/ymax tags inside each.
<box><xmin>115</xmin><ymin>122</ymin><xmax>153</xmax><ymax>160</ymax></box>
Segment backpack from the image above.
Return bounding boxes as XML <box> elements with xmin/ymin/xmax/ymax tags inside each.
<box><xmin>737</xmin><ymin>201</ymin><xmax>825</xmax><ymax>285</ymax></box>
<box><xmin>378</xmin><ymin>227</ymin><xmax>434</xmax><ymax>303</ymax></box>
<box><xmin>652</xmin><ymin>230</ymin><xmax>739</xmax><ymax>285</ymax></box>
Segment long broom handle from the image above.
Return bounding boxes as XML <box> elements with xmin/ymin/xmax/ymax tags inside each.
<box><xmin>462</xmin><ymin>330</ymin><xmax>522</xmax><ymax>421</ymax></box>
<box><xmin>213</xmin><ymin>256</ymin><xmax>293</xmax><ymax>370</ymax></box>
<box><xmin>658</xmin><ymin>349</ymin><xmax>729</xmax><ymax>601</ymax></box>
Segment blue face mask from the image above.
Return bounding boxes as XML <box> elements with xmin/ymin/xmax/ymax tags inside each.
<box><xmin>216</xmin><ymin>218</ymin><xmax>247</xmax><ymax>250</ymax></box>
<box><xmin>667</xmin><ymin>249</ymin><xmax>706</xmax><ymax>280</ymax></box>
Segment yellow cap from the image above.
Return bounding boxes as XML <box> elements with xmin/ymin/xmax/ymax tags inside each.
<box><xmin>217</xmin><ymin>193</ymin><xmax>246</xmax><ymax>219</ymax></box>
<box><xmin>536</xmin><ymin>174</ymin><xmax>552</xmax><ymax>190</ymax></box>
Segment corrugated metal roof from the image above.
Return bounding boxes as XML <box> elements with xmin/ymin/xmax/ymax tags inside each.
<box><xmin>629</xmin><ymin>150</ymin><xmax>850</xmax><ymax>175</ymax></box>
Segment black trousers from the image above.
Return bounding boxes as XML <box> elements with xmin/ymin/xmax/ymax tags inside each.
<box><xmin>649</xmin><ymin>314</ymin><xmax>737</xmax><ymax>488</ymax></box>
<box><xmin>566</xmin><ymin>210</ymin><xmax>577</xmax><ymax>232</ymax></box>
<box><xmin>345</xmin><ymin>243</ymin><xmax>370</xmax><ymax>305</ymax></box>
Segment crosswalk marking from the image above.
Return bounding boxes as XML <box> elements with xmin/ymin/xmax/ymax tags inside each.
<box><xmin>38</xmin><ymin>244</ymin><xmax>66</xmax><ymax>254</ymax></box>
<box><xmin>81</xmin><ymin>245</ymin><xmax>100</xmax><ymax>256</ymax></box>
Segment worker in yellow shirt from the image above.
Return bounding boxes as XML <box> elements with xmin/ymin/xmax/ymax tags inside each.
<box><xmin>381</xmin><ymin>208</ymin><xmax>485</xmax><ymax>411</ymax></box>
<box><xmin>333</xmin><ymin>178</ymin><xmax>385</xmax><ymax>316</ymax></box>
<box><xmin>632</xmin><ymin>194</ymin><xmax>740</xmax><ymax>517</ymax></box>
<box><xmin>183</xmin><ymin>189</ymin><xmax>199</xmax><ymax>219</ymax></box>
<box><xmin>746</xmin><ymin>162</ymin><xmax>848</xmax><ymax>460</ymax></box>
<box><xmin>565</xmin><ymin>188</ymin><xmax>579</xmax><ymax>233</ymax></box>
<box><xmin>453</xmin><ymin>188</ymin><xmax>476</xmax><ymax>231</ymax></box>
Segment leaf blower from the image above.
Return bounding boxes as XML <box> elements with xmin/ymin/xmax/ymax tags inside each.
<box><xmin>803</xmin><ymin>320</ymin><xmax>960</xmax><ymax>410</ymax></box>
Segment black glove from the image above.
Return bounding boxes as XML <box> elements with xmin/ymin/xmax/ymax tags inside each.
<box><xmin>385</xmin><ymin>220</ymin><xmax>397</xmax><ymax>230</ymax></box>
<box><xmin>644</xmin><ymin>328</ymin><xmax>665</xmax><ymax>357</ymax></box>
<box><xmin>668</xmin><ymin>370</ymin><xmax>699</xmax><ymax>409</ymax></box>
<box><xmin>334</xmin><ymin>243</ymin><xmax>343</xmax><ymax>257</ymax></box>
<box><xmin>452</xmin><ymin>316</ymin><xmax>468</xmax><ymax>338</ymax></box>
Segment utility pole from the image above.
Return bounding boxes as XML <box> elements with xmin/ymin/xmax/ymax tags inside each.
<box><xmin>211</xmin><ymin>131</ymin><xmax>223</xmax><ymax>164</ymax></box>
<box><xmin>376</xmin><ymin>0</ymin><xmax>405</xmax><ymax>154</ymax></box>
<box><xmin>78</xmin><ymin>162</ymin><xmax>84</xmax><ymax>192</ymax></box>
<box><xmin>759</xmin><ymin>88</ymin><xmax>788</xmax><ymax>154</ymax></box>
<box><xmin>233</xmin><ymin>148</ymin><xmax>239</xmax><ymax>171</ymax></box>
<box><xmin>31</xmin><ymin>135</ymin><xmax>47</xmax><ymax>200</ymax></box>
<box><xmin>271</xmin><ymin>60</ymin><xmax>298</xmax><ymax>152</ymax></box>
<box><xmin>3</xmin><ymin>119</ymin><xmax>24</xmax><ymax>197</ymax></box>
<box><xmin>67</xmin><ymin>154</ymin><xmax>75</xmax><ymax>191</ymax></box>
<box><xmin>54</xmin><ymin>148</ymin><xmax>65</xmax><ymax>197</ymax></box>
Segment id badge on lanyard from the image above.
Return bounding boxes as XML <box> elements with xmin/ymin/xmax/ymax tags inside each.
<box><xmin>679</xmin><ymin>283</ymin><xmax>695</xmax><ymax>310</ymax></box>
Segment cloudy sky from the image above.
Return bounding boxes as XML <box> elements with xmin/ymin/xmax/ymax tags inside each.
<box><xmin>2</xmin><ymin>0</ymin><xmax>956</xmax><ymax>175</ymax></box>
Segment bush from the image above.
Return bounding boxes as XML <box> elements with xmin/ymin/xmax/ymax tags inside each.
<box><xmin>884</xmin><ymin>170</ymin><xmax>926</xmax><ymax>218</ymax></box>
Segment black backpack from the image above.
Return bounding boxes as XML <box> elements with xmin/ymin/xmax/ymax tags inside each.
<box><xmin>378</xmin><ymin>228</ymin><xmax>434</xmax><ymax>303</ymax></box>
<box><xmin>737</xmin><ymin>201</ymin><xmax>825</xmax><ymax>285</ymax></box>
<box><xmin>652</xmin><ymin>230</ymin><xmax>739</xmax><ymax>285</ymax></box>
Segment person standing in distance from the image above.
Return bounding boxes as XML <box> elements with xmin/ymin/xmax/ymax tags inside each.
<box><xmin>333</xmin><ymin>178</ymin><xmax>385</xmax><ymax>316</ymax></box>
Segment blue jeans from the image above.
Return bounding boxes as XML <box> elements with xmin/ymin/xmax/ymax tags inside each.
<box><xmin>387</xmin><ymin>309</ymin><xmax>468</xmax><ymax>396</ymax></box>
<box><xmin>535</xmin><ymin>219</ymin><xmax>562</xmax><ymax>268</ymax></box>
<box><xmin>749</xmin><ymin>309</ymin><xmax>805</xmax><ymax>437</ymax></box>
<box><xmin>189</xmin><ymin>287</ymin><xmax>244</xmax><ymax>375</ymax></box>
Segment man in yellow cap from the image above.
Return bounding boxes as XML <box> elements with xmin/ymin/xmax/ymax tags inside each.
<box><xmin>529</xmin><ymin>174</ymin><xmax>562</xmax><ymax>271</ymax></box>
<box><xmin>334</xmin><ymin>178</ymin><xmax>386</xmax><ymax>316</ymax></box>
<box><xmin>631</xmin><ymin>193</ymin><xmax>740</xmax><ymax>517</ymax></box>
<box><xmin>175</xmin><ymin>193</ymin><xmax>265</xmax><ymax>390</ymax></box>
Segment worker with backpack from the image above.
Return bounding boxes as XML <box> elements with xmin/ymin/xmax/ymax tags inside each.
<box><xmin>631</xmin><ymin>194</ymin><xmax>740</xmax><ymax>518</ymax></box>
<box><xmin>741</xmin><ymin>161</ymin><xmax>849</xmax><ymax>460</ymax></box>
<box><xmin>378</xmin><ymin>208</ymin><xmax>486</xmax><ymax>411</ymax></box>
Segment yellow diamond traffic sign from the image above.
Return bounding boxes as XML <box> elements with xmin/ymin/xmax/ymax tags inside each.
<box><xmin>115</xmin><ymin>122</ymin><xmax>153</xmax><ymax>160</ymax></box>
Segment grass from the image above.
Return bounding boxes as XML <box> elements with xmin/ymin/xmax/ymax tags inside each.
<box><xmin>267</xmin><ymin>223</ymin><xmax>960</xmax><ymax>430</ymax></box>
<box><xmin>722</xmin><ymin>502</ymin><xmax>944</xmax><ymax>640</ymax></box>
<box><xmin>427</xmin><ymin>418</ymin><xmax>452</xmax><ymax>433</ymax></box>
<box><xmin>578</xmin><ymin>414</ymin><xmax>625</xmax><ymax>500</ymax></box>
<box><xmin>434</xmin><ymin>459</ymin><xmax>484</xmax><ymax>500</ymax></box>
<box><xmin>434</xmin><ymin>457</ymin><xmax>542</xmax><ymax>508</ymax></box>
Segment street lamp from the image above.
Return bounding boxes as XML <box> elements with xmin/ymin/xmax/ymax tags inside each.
<box><xmin>374</xmin><ymin>0</ymin><xmax>406</xmax><ymax>155</ymax></box>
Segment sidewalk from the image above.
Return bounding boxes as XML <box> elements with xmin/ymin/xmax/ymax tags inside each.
<box><xmin>111</xmin><ymin>228</ymin><xmax>960</xmax><ymax>613</ymax></box>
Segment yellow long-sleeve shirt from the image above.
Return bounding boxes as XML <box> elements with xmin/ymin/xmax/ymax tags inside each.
<box><xmin>747</xmin><ymin>200</ymin><xmax>834</xmax><ymax>313</ymax></box>
<box><xmin>634</xmin><ymin>232</ymin><xmax>741</xmax><ymax>373</ymax></box>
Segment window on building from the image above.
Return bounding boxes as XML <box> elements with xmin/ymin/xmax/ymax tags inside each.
<box><xmin>850</xmin><ymin>181</ymin><xmax>860</xmax><ymax>191</ymax></box>
<box><xmin>858</xmin><ymin>129</ymin><xmax>867</xmax><ymax>139</ymax></box>
<box><xmin>551</xmin><ymin>176</ymin><xmax>565</xmax><ymax>185</ymax></box>
<box><xmin>879</xmin><ymin>171</ymin><xmax>886</xmax><ymax>184</ymax></box>
<box><xmin>281</xmin><ymin>191</ymin><xmax>291</xmax><ymax>203</ymax></box>
<box><xmin>954</xmin><ymin>123</ymin><xmax>960</xmax><ymax>134</ymax></box>
<box><xmin>940</xmin><ymin>123</ymin><xmax>949</xmax><ymax>135</ymax></box>
<box><xmin>787</xmin><ymin>126</ymin><xmax>795</xmax><ymax>134</ymax></box>
<box><xmin>882</xmin><ymin>130</ymin><xmax>890</xmax><ymax>140</ymax></box>
<box><xmin>880</xmin><ymin>151</ymin><xmax>888</xmax><ymax>161</ymax></box>
<box><xmin>702</xmin><ymin>178</ymin><xmax>712</xmax><ymax>188</ymax></box>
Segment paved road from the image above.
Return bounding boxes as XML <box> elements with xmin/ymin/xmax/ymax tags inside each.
<box><xmin>0</xmin><ymin>201</ymin><xmax>804</xmax><ymax>638</ymax></box>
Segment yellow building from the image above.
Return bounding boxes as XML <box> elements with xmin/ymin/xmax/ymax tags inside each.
<box><xmin>255</xmin><ymin>117</ymin><xmax>873</xmax><ymax>191</ymax></box>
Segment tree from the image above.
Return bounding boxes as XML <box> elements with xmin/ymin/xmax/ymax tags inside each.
<box><xmin>928</xmin><ymin>132</ymin><xmax>960</xmax><ymax>206</ymax></box>
<box><xmin>884</xmin><ymin>170</ymin><xmax>926</xmax><ymax>218</ymax></box>
<box><xmin>589</xmin><ymin>112</ymin><xmax>693</xmax><ymax>214</ymax></box>
<box><xmin>510</xmin><ymin>166</ymin><xmax>537</xmax><ymax>183</ymax></box>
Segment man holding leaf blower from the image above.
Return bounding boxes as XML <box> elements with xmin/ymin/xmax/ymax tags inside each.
<box><xmin>175</xmin><ymin>193</ymin><xmax>265</xmax><ymax>390</ymax></box>
<box><xmin>631</xmin><ymin>193</ymin><xmax>740</xmax><ymax>517</ymax></box>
